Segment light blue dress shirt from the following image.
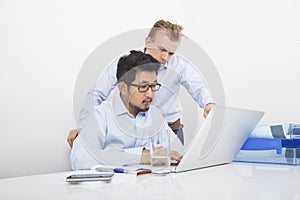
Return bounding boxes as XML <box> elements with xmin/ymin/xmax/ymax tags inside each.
<box><xmin>78</xmin><ymin>54</ymin><xmax>213</xmax><ymax>128</ymax></box>
<box><xmin>71</xmin><ymin>92</ymin><xmax>184</xmax><ymax>170</ymax></box>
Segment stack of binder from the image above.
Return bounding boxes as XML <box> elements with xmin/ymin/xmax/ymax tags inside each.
<box><xmin>234</xmin><ymin>123</ymin><xmax>300</xmax><ymax>165</ymax></box>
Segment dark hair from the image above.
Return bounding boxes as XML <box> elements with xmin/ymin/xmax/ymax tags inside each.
<box><xmin>117</xmin><ymin>50</ymin><xmax>160</xmax><ymax>83</ymax></box>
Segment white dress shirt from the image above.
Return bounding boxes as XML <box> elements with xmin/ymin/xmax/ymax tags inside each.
<box><xmin>71</xmin><ymin>92</ymin><xmax>184</xmax><ymax>170</ymax></box>
<box><xmin>78</xmin><ymin>54</ymin><xmax>213</xmax><ymax>128</ymax></box>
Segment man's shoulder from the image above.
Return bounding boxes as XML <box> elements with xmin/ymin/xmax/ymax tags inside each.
<box><xmin>170</xmin><ymin>54</ymin><xmax>189</xmax><ymax>62</ymax></box>
<box><xmin>168</xmin><ymin>54</ymin><xmax>190</xmax><ymax>68</ymax></box>
<box><xmin>94</xmin><ymin>101</ymin><xmax>113</xmax><ymax>113</ymax></box>
<box><xmin>148</xmin><ymin>105</ymin><xmax>164</xmax><ymax>119</ymax></box>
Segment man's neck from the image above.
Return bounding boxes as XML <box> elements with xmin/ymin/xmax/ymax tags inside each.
<box><xmin>120</xmin><ymin>94</ymin><xmax>138</xmax><ymax>117</ymax></box>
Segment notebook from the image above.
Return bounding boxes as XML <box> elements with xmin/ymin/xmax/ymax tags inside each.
<box><xmin>171</xmin><ymin>105</ymin><xmax>264</xmax><ymax>173</ymax></box>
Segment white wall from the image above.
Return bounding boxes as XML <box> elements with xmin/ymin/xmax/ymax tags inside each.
<box><xmin>0</xmin><ymin>0</ymin><xmax>299</xmax><ymax>178</ymax></box>
<box><xmin>182</xmin><ymin>0</ymin><xmax>300</xmax><ymax>124</ymax></box>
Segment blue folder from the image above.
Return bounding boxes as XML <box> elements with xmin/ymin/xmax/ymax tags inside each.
<box><xmin>234</xmin><ymin>138</ymin><xmax>300</xmax><ymax>165</ymax></box>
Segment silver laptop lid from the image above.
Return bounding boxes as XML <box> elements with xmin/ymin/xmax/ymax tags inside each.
<box><xmin>173</xmin><ymin>105</ymin><xmax>264</xmax><ymax>173</ymax></box>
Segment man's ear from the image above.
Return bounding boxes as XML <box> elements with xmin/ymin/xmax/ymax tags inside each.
<box><xmin>118</xmin><ymin>82</ymin><xmax>128</xmax><ymax>94</ymax></box>
<box><xmin>145</xmin><ymin>36</ymin><xmax>151</xmax><ymax>47</ymax></box>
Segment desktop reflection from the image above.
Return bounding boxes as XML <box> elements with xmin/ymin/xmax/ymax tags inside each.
<box><xmin>1</xmin><ymin>163</ymin><xmax>300</xmax><ymax>200</ymax></box>
<box><xmin>137</xmin><ymin>174</ymin><xmax>186</xmax><ymax>200</ymax></box>
<box><xmin>233</xmin><ymin>163</ymin><xmax>300</xmax><ymax>200</ymax></box>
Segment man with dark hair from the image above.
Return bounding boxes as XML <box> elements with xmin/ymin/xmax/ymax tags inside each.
<box><xmin>70</xmin><ymin>51</ymin><xmax>183</xmax><ymax>170</ymax></box>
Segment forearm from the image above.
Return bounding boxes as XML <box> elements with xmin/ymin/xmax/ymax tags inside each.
<box><xmin>70</xmin><ymin>136</ymin><xmax>100</xmax><ymax>170</ymax></box>
<box><xmin>77</xmin><ymin>60</ymin><xmax>118</xmax><ymax>127</ymax></box>
<box><xmin>71</xmin><ymin>136</ymin><xmax>143</xmax><ymax>170</ymax></box>
<box><xmin>180</xmin><ymin>61</ymin><xmax>214</xmax><ymax>109</ymax></box>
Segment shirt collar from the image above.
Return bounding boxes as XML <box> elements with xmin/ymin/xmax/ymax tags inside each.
<box><xmin>111</xmin><ymin>89</ymin><xmax>164</xmax><ymax>138</ymax></box>
<box><xmin>112</xmin><ymin>90</ymin><xmax>147</xmax><ymax>118</ymax></box>
<box><xmin>161</xmin><ymin>61</ymin><xmax>168</xmax><ymax>69</ymax></box>
<box><xmin>112</xmin><ymin>91</ymin><xmax>130</xmax><ymax>116</ymax></box>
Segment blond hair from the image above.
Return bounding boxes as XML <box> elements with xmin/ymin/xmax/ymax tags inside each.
<box><xmin>148</xmin><ymin>20</ymin><xmax>183</xmax><ymax>42</ymax></box>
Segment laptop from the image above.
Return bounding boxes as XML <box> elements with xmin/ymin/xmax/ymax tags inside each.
<box><xmin>171</xmin><ymin>105</ymin><xmax>264</xmax><ymax>173</ymax></box>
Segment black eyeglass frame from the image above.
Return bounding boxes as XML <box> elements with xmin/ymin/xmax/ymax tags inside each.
<box><xmin>127</xmin><ymin>83</ymin><xmax>161</xmax><ymax>92</ymax></box>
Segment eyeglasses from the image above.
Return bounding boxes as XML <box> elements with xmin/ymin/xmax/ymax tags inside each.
<box><xmin>128</xmin><ymin>83</ymin><xmax>161</xmax><ymax>92</ymax></box>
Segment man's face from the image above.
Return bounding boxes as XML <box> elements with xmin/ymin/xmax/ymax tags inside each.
<box><xmin>145</xmin><ymin>30</ymin><xmax>179</xmax><ymax>66</ymax></box>
<box><xmin>126</xmin><ymin>71</ymin><xmax>157</xmax><ymax>115</ymax></box>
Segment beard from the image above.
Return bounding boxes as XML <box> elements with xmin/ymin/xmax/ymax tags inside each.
<box><xmin>129</xmin><ymin>100</ymin><xmax>151</xmax><ymax>114</ymax></box>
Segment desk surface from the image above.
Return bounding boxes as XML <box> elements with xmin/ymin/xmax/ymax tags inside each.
<box><xmin>1</xmin><ymin>162</ymin><xmax>300</xmax><ymax>200</ymax></box>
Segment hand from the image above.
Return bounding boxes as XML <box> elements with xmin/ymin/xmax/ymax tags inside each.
<box><xmin>141</xmin><ymin>149</ymin><xmax>150</xmax><ymax>164</ymax></box>
<box><xmin>203</xmin><ymin>103</ymin><xmax>215</xmax><ymax>118</ymax></box>
<box><xmin>67</xmin><ymin>129</ymin><xmax>81</xmax><ymax>148</ymax></box>
<box><xmin>170</xmin><ymin>150</ymin><xmax>183</xmax><ymax>165</ymax></box>
<box><xmin>141</xmin><ymin>148</ymin><xmax>183</xmax><ymax>165</ymax></box>
<box><xmin>142</xmin><ymin>147</ymin><xmax>168</xmax><ymax>164</ymax></box>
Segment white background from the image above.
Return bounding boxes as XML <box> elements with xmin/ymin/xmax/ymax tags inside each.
<box><xmin>0</xmin><ymin>0</ymin><xmax>299</xmax><ymax>178</ymax></box>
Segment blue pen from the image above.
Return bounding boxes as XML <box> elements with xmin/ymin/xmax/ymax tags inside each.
<box><xmin>113</xmin><ymin>168</ymin><xmax>129</xmax><ymax>173</ymax></box>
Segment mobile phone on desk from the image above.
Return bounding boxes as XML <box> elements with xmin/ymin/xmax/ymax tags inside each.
<box><xmin>66</xmin><ymin>172</ymin><xmax>114</xmax><ymax>183</ymax></box>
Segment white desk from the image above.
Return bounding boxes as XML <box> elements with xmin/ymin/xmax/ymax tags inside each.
<box><xmin>1</xmin><ymin>162</ymin><xmax>300</xmax><ymax>200</ymax></box>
